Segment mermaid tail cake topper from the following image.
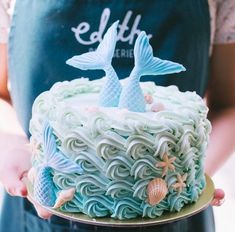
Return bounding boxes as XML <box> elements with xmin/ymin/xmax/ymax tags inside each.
<box><xmin>66</xmin><ymin>21</ymin><xmax>122</xmax><ymax>107</ymax></box>
<box><xmin>34</xmin><ymin>123</ymin><xmax>83</xmax><ymax>207</ymax></box>
<box><xmin>66</xmin><ymin>23</ymin><xmax>186</xmax><ymax>112</ymax></box>
<box><xmin>118</xmin><ymin>31</ymin><xmax>186</xmax><ymax>112</ymax></box>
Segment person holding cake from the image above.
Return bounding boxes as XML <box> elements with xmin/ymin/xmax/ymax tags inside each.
<box><xmin>0</xmin><ymin>0</ymin><xmax>234</xmax><ymax>232</ymax></box>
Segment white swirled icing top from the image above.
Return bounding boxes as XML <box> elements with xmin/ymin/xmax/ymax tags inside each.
<box><xmin>29</xmin><ymin>78</ymin><xmax>211</xmax><ymax>219</ymax></box>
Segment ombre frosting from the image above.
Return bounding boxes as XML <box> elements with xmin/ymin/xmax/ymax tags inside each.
<box><xmin>29</xmin><ymin>78</ymin><xmax>211</xmax><ymax>219</ymax></box>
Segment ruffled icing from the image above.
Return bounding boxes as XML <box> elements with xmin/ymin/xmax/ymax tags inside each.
<box><xmin>61</xmin><ymin>129</ymin><xmax>94</xmax><ymax>155</ymax></box>
<box><xmin>142</xmin><ymin>200</ymin><xmax>169</xmax><ymax>218</ymax></box>
<box><xmin>30</xmin><ymin>78</ymin><xmax>211</xmax><ymax>219</ymax></box>
<box><xmin>126</xmin><ymin>133</ymin><xmax>155</xmax><ymax>159</ymax></box>
<box><xmin>106</xmin><ymin>179</ymin><xmax>134</xmax><ymax>199</ymax></box>
<box><xmin>111</xmin><ymin>197</ymin><xmax>143</xmax><ymax>219</ymax></box>
<box><xmin>74</xmin><ymin>150</ymin><xmax>105</xmax><ymax>173</ymax></box>
<box><xmin>76</xmin><ymin>173</ymin><xmax>110</xmax><ymax>196</ymax></box>
<box><xmin>60</xmin><ymin>192</ymin><xmax>83</xmax><ymax>213</ymax></box>
<box><xmin>96</xmin><ymin>131</ymin><xmax>126</xmax><ymax>159</ymax></box>
<box><xmin>83</xmin><ymin>195</ymin><xmax>113</xmax><ymax>217</ymax></box>
<box><xmin>104</xmin><ymin>155</ymin><xmax>134</xmax><ymax>180</ymax></box>
<box><xmin>53</xmin><ymin>172</ymin><xmax>77</xmax><ymax>189</ymax></box>
<box><xmin>130</xmin><ymin>155</ymin><xmax>161</xmax><ymax>179</ymax></box>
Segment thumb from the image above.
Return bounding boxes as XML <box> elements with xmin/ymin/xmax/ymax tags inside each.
<box><xmin>211</xmin><ymin>188</ymin><xmax>225</xmax><ymax>206</ymax></box>
<box><xmin>11</xmin><ymin>179</ymin><xmax>27</xmax><ymax>197</ymax></box>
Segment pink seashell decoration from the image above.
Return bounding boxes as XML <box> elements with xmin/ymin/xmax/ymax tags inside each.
<box><xmin>144</xmin><ymin>94</ymin><xmax>153</xmax><ymax>104</ymax></box>
<box><xmin>147</xmin><ymin>178</ymin><xmax>168</xmax><ymax>206</ymax></box>
<box><xmin>151</xmin><ymin>102</ymin><xmax>165</xmax><ymax>112</ymax></box>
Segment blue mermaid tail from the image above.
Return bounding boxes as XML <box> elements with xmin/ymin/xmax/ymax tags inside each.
<box><xmin>34</xmin><ymin>167</ymin><xmax>56</xmax><ymax>207</ymax></box>
<box><xmin>66</xmin><ymin>21</ymin><xmax>122</xmax><ymax>107</ymax></box>
<box><xmin>119</xmin><ymin>32</ymin><xmax>186</xmax><ymax>112</ymax></box>
<box><xmin>34</xmin><ymin>123</ymin><xmax>83</xmax><ymax>207</ymax></box>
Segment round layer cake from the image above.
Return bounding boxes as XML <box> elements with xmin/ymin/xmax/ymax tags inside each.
<box><xmin>29</xmin><ymin>78</ymin><xmax>211</xmax><ymax>219</ymax></box>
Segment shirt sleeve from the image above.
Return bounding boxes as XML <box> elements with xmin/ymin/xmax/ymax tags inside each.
<box><xmin>0</xmin><ymin>0</ymin><xmax>11</xmax><ymax>43</ymax></box>
<box><xmin>214</xmin><ymin>0</ymin><xmax>235</xmax><ymax>44</ymax></box>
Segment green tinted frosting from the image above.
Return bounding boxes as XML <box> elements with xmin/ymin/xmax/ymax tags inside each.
<box><xmin>74</xmin><ymin>151</ymin><xmax>105</xmax><ymax>173</ymax></box>
<box><xmin>142</xmin><ymin>200</ymin><xmax>169</xmax><ymax>218</ymax></box>
<box><xmin>76</xmin><ymin>173</ymin><xmax>110</xmax><ymax>196</ymax></box>
<box><xmin>60</xmin><ymin>193</ymin><xmax>83</xmax><ymax>213</ymax></box>
<box><xmin>112</xmin><ymin>197</ymin><xmax>142</xmax><ymax>219</ymax></box>
<box><xmin>83</xmin><ymin>195</ymin><xmax>113</xmax><ymax>217</ymax></box>
<box><xmin>106</xmin><ymin>179</ymin><xmax>134</xmax><ymax>199</ymax></box>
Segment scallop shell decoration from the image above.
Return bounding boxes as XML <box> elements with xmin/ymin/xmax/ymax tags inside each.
<box><xmin>147</xmin><ymin>178</ymin><xmax>168</xmax><ymax>206</ymax></box>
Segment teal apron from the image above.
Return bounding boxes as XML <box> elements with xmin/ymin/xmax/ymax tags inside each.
<box><xmin>1</xmin><ymin>0</ymin><xmax>214</xmax><ymax>231</ymax></box>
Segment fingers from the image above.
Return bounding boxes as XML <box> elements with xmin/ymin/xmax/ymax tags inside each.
<box><xmin>211</xmin><ymin>198</ymin><xmax>225</xmax><ymax>206</ymax></box>
<box><xmin>6</xmin><ymin>180</ymin><xmax>27</xmax><ymax>197</ymax></box>
<box><xmin>211</xmin><ymin>188</ymin><xmax>225</xmax><ymax>206</ymax></box>
<box><xmin>1</xmin><ymin>167</ymin><xmax>28</xmax><ymax>197</ymax></box>
<box><xmin>33</xmin><ymin>201</ymin><xmax>53</xmax><ymax>220</ymax></box>
<box><xmin>0</xmin><ymin>167</ymin><xmax>51</xmax><ymax>219</ymax></box>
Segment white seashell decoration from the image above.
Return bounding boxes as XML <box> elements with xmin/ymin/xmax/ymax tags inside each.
<box><xmin>53</xmin><ymin>188</ymin><xmax>76</xmax><ymax>209</ymax></box>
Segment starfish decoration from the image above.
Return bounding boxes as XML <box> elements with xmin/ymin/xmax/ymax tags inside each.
<box><xmin>172</xmin><ymin>173</ymin><xmax>188</xmax><ymax>193</ymax></box>
<box><xmin>155</xmin><ymin>153</ymin><xmax>176</xmax><ymax>177</ymax></box>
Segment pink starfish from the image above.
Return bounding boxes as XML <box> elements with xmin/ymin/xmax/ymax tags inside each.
<box><xmin>155</xmin><ymin>153</ymin><xmax>176</xmax><ymax>177</ymax></box>
<box><xmin>172</xmin><ymin>173</ymin><xmax>188</xmax><ymax>193</ymax></box>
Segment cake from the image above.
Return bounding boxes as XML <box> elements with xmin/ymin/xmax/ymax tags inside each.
<box><xmin>28</xmin><ymin>22</ymin><xmax>211</xmax><ymax>220</ymax></box>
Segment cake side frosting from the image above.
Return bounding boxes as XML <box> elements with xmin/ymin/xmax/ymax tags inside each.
<box><xmin>29</xmin><ymin>78</ymin><xmax>211</xmax><ymax>219</ymax></box>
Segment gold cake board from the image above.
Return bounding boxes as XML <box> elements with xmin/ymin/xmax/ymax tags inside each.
<box><xmin>26</xmin><ymin>174</ymin><xmax>214</xmax><ymax>227</ymax></box>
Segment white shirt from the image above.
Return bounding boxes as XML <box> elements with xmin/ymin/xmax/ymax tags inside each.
<box><xmin>1</xmin><ymin>0</ymin><xmax>235</xmax><ymax>47</ymax></box>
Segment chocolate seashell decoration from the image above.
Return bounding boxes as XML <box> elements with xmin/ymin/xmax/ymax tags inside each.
<box><xmin>147</xmin><ymin>178</ymin><xmax>168</xmax><ymax>206</ymax></box>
